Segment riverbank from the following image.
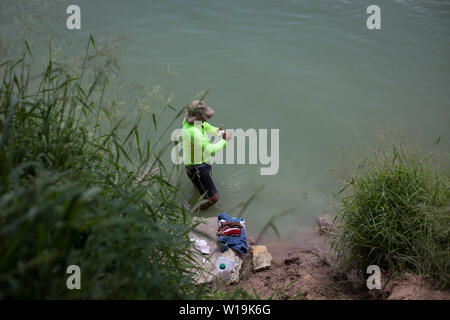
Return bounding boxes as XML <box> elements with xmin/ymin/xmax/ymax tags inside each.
<box><xmin>229</xmin><ymin>229</ymin><xmax>450</xmax><ymax>300</ymax></box>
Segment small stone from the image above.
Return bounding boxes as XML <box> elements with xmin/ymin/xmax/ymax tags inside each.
<box><xmin>252</xmin><ymin>245</ymin><xmax>272</xmax><ymax>271</ymax></box>
<box><xmin>316</xmin><ymin>215</ymin><xmax>335</xmax><ymax>235</ymax></box>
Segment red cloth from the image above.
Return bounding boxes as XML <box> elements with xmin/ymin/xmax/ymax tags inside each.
<box><xmin>217</xmin><ymin>227</ymin><xmax>241</xmax><ymax>237</ymax></box>
<box><xmin>217</xmin><ymin>220</ymin><xmax>243</xmax><ymax>237</ymax></box>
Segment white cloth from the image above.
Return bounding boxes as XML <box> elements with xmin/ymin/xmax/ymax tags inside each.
<box><xmin>190</xmin><ymin>238</ymin><xmax>210</xmax><ymax>255</ymax></box>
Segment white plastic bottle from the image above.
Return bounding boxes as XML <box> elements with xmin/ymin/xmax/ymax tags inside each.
<box><xmin>215</xmin><ymin>257</ymin><xmax>234</xmax><ymax>284</ymax></box>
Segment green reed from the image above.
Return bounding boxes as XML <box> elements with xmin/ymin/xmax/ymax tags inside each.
<box><xmin>0</xmin><ymin>37</ymin><xmax>206</xmax><ymax>299</ymax></box>
<box><xmin>332</xmin><ymin>140</ymin><xmax>449</xmax><ymax>289</ymax></box>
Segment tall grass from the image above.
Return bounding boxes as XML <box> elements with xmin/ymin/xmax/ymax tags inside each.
<box><xmin>0</xmin><ymin>38</ymin><xmax>206</xmax><ymax>299</ymax></box>
<box><xmin>332</xmin><ymin>139</ymin><xmax>449</xmax><ymax>289</ymax></box>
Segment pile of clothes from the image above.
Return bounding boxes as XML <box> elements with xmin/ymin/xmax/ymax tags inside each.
<box><xmin>216</xmin><ymin>212</ymin><xmax>248</xmax><ymax>255</ymax></box>
<box><xmin>217</xmin><ymin>221</ymin><xmax>243</xmax><ymax>237</ymax></box>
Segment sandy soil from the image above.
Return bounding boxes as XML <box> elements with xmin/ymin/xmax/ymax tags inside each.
<box><xmin>229</xmin><ymin>230</ymin><xmax>449</xmax><ymax>300</ymax></box>
<box><xmin>384</xmin><ymin>273</ymin><xmax>450</xmax><ymax>300</ymax></box>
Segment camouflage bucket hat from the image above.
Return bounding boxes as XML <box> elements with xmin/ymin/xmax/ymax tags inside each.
<box><xmin>185</xmin><ymin>100</ymin><xmax>215</xmax><ymax>123</ymax></box>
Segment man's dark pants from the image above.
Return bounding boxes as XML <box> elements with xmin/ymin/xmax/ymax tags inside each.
<box><xmin>185</xmin><ymin>163</ymin><xmax>218</xmax><ymax>209</ymax></box>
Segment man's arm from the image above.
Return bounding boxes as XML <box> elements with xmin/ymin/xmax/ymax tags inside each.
<box><xmin>203</xmin><ymin>122</ymin><xmax>222</xmax><ymax>136</ymax></box>
<box><xmin>192</xmin><ymin>127</ymin><xmax>227</xmax><ymax>158</ymax></box>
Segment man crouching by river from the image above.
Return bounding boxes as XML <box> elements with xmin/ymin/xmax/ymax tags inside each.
<box><xmin>182</xmin><ymin>100</ymin><xmax>231</xmax><ymax>210</ymax></box>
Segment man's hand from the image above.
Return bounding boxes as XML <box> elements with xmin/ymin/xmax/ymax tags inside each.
<box><xmin>222</xmin><ymin>130</ymin><xmax>232</xmax><ymax>142</ymax></box>
<box><xmin>216</xmin><ymin>124</ymin><xmax>231</xmax><ymax>142</ymax></box>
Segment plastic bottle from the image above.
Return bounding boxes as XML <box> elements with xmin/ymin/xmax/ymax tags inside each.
<box><xmin>215</xmin><ymin>257</ymin><xmax>234</xmax><ymax>283</ymax></box>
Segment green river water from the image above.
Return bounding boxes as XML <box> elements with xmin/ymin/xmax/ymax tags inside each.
<box><xmin>2</xmin><ymin>0</ymin><xmax>449</xmax><ymax>237</ymax></box>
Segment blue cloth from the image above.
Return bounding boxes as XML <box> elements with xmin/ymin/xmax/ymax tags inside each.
<box><xmin>217</xmin><ymin>212</ymin><xmax>248</xmax><ymax>255</ymax></box>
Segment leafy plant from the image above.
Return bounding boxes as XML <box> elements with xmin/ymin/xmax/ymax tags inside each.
<box><xmin>332</xmin><ymin>141</ymin><xmax>449</xmax><ymax>289</ymax></box>
<box><xmin>0</xmin><ymin>37</ymin><xmax>203</xmax><ymax>299</ymax></box>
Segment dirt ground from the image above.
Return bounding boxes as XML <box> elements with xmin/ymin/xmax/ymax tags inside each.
<box><xmin>383</xmin><ymin>273</ymin><xmax>450</xmax><ymax>300</ymax></box>
<box><xmin>229</xmin><ymin>230</ymin><xmax>450</xmax><ymax>300</ymax></box>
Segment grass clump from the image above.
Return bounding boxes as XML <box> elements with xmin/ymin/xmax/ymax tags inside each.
<box><xmin>0</xmin><ymin>38</ymin><xmax>205</xmax><ymax>299</ymax></box>
<box><xmin>332</xmin><ymin>140</ymin><xmax>449</xmax><ymax>289</ymax></box>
